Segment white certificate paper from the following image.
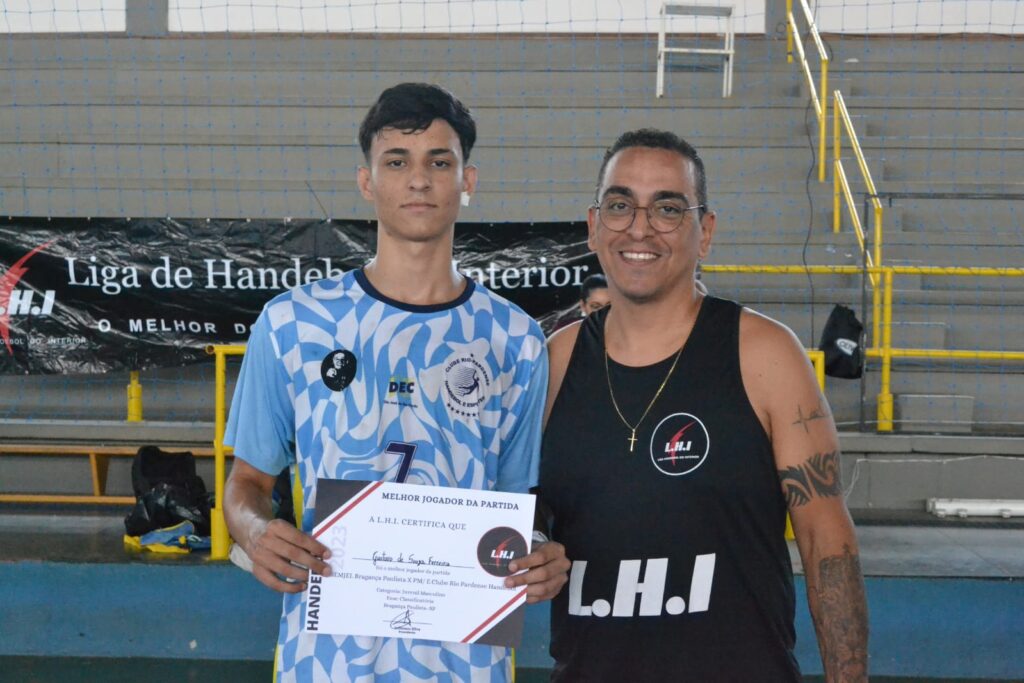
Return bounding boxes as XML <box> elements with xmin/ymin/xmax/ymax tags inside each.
<box><xmin>303</xmin><ymin>479</ymin><xmax>536</xmax><ymax>648</ymax></box>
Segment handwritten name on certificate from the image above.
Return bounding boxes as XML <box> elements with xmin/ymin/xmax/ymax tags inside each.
<box><xmin>303</xmin><ymin>479</ymin><xmax>536</xmax><ymax>648</ymax></box>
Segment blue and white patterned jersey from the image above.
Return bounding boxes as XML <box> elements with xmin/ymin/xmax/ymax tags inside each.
<box><xmin>225</xmin><ymin>268</ymin><xmax>548</xmax><ymax>683</ymax></box>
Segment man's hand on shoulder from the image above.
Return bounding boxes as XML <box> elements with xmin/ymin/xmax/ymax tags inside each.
<box><xmin>502</xmin><ymin>541</ymin><xmax>570</xmax><ymax>604</ymax></box>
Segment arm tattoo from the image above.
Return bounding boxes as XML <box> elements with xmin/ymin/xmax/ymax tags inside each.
<box><xmin>810</xmin><ymin>544</ymin><xmax>869</xmax><ymax>682</ymax></box>
<box><xmin>778</xmin><ymin>451</ymin><xmax>842</xmax><ymax>508</ymax></box>
<box><xmin>792</xmin><ymin>400</ymin><xmax>831</xmax><ymax>433</ymax></box>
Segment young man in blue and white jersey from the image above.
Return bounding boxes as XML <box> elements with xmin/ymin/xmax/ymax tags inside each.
<box><xmin>224</xmin><ymin>83</ymin><xmax>569</xmax><ymax>682</ymax></box>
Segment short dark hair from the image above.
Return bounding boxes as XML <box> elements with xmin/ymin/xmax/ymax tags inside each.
<box><xmin>358</xmin><ymin>83</ymin><xmax>477</xmax><ymax>162</ymax></box>
<box><xmin>595</xmin><ymin>128</ymin><xmax>708</xmax><ymax>215</ymax></box>
<box><xmin>580</xmin><ymin>273</ymin><xmax>608</xmax><ymax>301</ymax></box>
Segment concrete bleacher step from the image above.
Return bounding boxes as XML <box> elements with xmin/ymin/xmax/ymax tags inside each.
<box><xmin>0</xmin><ymin>104</ymin><xmax>816</xmax><ymax>146</ymax></box>
<box><xmin>5</xmin><ymin>143</ymin><xmax>823</xmax><ymax>183</ymax></box>
<box><xmin>887</xmin><ymin>243</ymin><xmax>1024</xmax><ymax>270</ymax></box>
<box><xmin>876</xmin><ymin>152</ymin><xmax>1019</xmax><ymax>184</ymax></box>
<box><xmin>0</xmin><ymin>363</ymin><xmax>227</xmax><ymax>422</ymax></box>
<box><xmin>0</xmin><ymin>68</ymin><xmax>804</xmax><ymax>107</ymax></box>
<box><xmin>892</xmin><ymin>199</ymin><xmax>1023</xmax><ymax>234</ymax></box>
<box><xmin>889</xmin><ymin>321</ymin><xmax>948</xmax><ymax>349</ymax></box>
<box><xmin>1</xmin><ymin>34</ymin><xmax>794</xmax><ymax>72</ymax></box>
<box><xmin>862</xmin><ymin>109</ymin><xmax>1024</xmax><ymax>137</ymax></box>
<box><xmin>0</xmin><ymin>185</ymin><xmax>826</xmax><ymax>223</ymax></box>
<box><xmin>894</xmin><ymin>394</ymin><xmax>975</xmax><ymax>434</ymax></box>
<box><xmin>921</xmin><ymin>274</ymin><xmax>1024</xmax><ymax>291</ymax></box>
<box><xmin>828</xmin><ymin>38</ymin><xmax>1022</xmax><ymax>69</ymax></box>
<box><xmin>848</xmin><ymin>71</ymin><xmax>1024</xmax><ymax>99</ymax></box>
<box><xmin>0</xmin><ymin>419</ymin><xmax>214</xmax><ymax>444</ymax></box>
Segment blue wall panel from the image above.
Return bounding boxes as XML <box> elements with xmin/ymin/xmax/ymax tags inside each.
<box><xmin>2</xmin><ymin>562</ymin><xmax>1022</xmax><ymax>679</ymax></box>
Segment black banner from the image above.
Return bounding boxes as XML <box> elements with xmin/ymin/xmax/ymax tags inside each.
<box><xmin>0</xmin><ymin>218</ymin><xmax>595</xmax><ymax>374</ymax></box>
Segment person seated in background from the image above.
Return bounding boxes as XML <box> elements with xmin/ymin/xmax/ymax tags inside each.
<box><xmin>579</xmin><ymin>273</ymin><xmax>611</xmax><ymax>317</ymax></box>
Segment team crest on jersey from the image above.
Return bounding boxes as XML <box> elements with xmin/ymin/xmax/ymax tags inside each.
<box><xmin>649</xmin><ymin>413</ymin><xmax>710</xmax><ymax>476</ymax></box>
<box><xmin>443</xmin><ymin>355</ymin><xmax>491</xmax><ymax>418</ymax></box>
<box><xmin>320</xmin><ymin>349</ymin><xmax>356</xmax><ymax>391</ymax></box>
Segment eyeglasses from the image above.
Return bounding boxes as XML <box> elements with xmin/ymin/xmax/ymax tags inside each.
<box><xmin>593</xmin><ymin>196</ymin><xmax>704</xmax><ymax>234</ymax></box>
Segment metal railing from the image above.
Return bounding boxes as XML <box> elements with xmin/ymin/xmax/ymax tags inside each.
<box><xmin>208</xmin><ymin>343</ymin><xmax>245</xmax><ymax>560</ymax></box>
<box><xmin>871</xmin><ymin>266</ymin><xmax>1024</xmax><ymax>431</ymax></box>
<box><xmin>786</xmin><ymin>0</ymin><xmax>829</xmax><ymax>181</ymax></box>
<box><xmin>833</xmin><ymin>89</ymin><xmax>884</xmax><ymax>349</ymax></box>
<box><xmin>704</xmin><ymin>263</ymin><xmax>1024</xmax><ymax>432</ymax></box>
<box><xmin>196</xmin><ymin>261</ymin><xmax>1024</xmax><ymax>559</ymax></box>
<box><xmin>203</xmin><ymin>341</ymin><xmax>825</xmax><ymax>557</ymax></box>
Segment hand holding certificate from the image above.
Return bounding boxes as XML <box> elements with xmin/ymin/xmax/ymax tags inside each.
<box><xmin>304</xmin><ymin>479</ymin><xmax>537</xmax><ymax>647</ymax></box>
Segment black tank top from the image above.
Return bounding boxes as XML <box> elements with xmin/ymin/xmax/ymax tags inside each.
<box><xmin>539</xmin><ymin>297</ymin><xmax>800</xmax><ymax>682</ymax></box>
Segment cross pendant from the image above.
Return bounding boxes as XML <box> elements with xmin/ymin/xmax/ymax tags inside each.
<box><xmin>627</xmin><ymin>430</ymin><xmax>637</xmax><ymax>453</ymax></box>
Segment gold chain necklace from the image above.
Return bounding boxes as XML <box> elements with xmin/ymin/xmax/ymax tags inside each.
<box><xmin>604</xmin><ymin>341</ymin><xmax>686</xmax><ymax>453</ymax></box>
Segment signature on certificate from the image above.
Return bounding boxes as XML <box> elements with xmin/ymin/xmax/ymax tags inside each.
<box><xmin>372</xmin><ymin>550</ymin><xmax>451</xmax><ymax>568</ymax></box>
<box><xmin>388</xmin><ymin>609</ymin><xmax>418</xmax><ymax>635</ymax></box>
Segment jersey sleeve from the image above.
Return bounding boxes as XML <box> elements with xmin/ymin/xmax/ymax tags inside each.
<box><xmin>496</xmin><ymin>334</ymin><xmax>549</xmax><ymax>494</ymax></box>
<box><xmin>224</xmin><ymin>307</ymin><xmax>295</xmax><ymax>475</ymax></box>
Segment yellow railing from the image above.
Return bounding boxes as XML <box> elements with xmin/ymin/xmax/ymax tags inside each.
<box><xmin>807</xmin><ymin>349</ymin><xmax>825</xmax><ymax>393</ymax></box>
<box><xmin>832</xmin><ymin>90</ymin><xmax>884</xmax><ymax>348</ymax></box>
<box><xmin>704</xmin><ymin>264</ymin><xmax>880</xmax><ymax>350</ymax></box>
<box><xmin>786</xmin><ymin>0</ymin><xmax>829</xmax><ymax>181</ymax></box>
<box><xmin>203</xmin><ymin>264</ymin><xmax>1024</xmax><ymax>558</ymax></box>
<box><xmin>208</xmin><ymin>343</ymin><xmax>246</xmax><ymax>560</ymax></box>
<box><xmin>704</xmin><ymin>263</ymin><xmax>1024</xmax><ymax>431</ymax></box>
<box><xmin>869</xmin><ymin>266</ymin><xmax>1024</xmax><ymax>431</ymax></box>
<box><xmin>203</xmin><ymin>340</ymin><xmax>824</xmax><ymax>556</ymax></box>
<box><xmin>126</xmin><ymin>370</ymin><xmax>143</xmax><ymax>422</ymax></box>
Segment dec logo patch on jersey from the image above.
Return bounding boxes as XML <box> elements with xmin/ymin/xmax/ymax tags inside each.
<box><xmin>649</xmin><ymin>413</ymin><xmax>710</xmax><ymax>477</ymax></box>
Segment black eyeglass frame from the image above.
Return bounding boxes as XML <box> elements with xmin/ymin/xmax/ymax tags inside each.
<box><xmin>590</xmin><ymin>199</ymin><xmax>707</xmax><ymax>234</ymax></box>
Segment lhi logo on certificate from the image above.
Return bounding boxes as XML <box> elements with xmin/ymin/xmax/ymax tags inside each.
<box><xmin>303</xmin><ymin>479</ymin><xmax>537</xmax><ymax>648</ymax></box>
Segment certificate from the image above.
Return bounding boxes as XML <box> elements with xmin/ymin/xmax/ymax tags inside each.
<box><xmin>303</xmin><ymin>478</ymin><xmax>536</xmax><ymax>648</ymax></box>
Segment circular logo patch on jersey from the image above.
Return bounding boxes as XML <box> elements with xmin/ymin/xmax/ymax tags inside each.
<box><xmin>320</xmin><ymin>349</ymin><xmax>356</xmax><ymax>392</ymax></box>
<box><xmin>443</xmin><ymin>355</ymin><xmax>491</xmax><ymax>417</ymax></box>
<box><xmin>649</xmin><ymin>412</ymin><xmax>711</xmax><ymax>477</ymax></box>
<box><xmin>477</xmin><ymin>526</ymin><xmax>528</xmax><ymax>577</ymax></box>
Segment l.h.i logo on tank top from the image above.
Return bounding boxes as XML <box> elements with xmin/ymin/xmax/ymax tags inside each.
<box><xmin>649</xmin><ymin>413</ymin><xmax>710</xmax><ymax>476</ymax></box>
<box><xmin>567</xmin><ymin>555</ymin><xmax>716</xmax><ymax>618</ymax></box>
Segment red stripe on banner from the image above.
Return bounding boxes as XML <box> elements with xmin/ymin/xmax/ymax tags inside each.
<box><xmin>312</xmin><ymin>481</ymin><xmax>384</xmax><ymax>539</ymax></box>
<box><xmin>461</xmin><ymin>587</ymin><xmax>528</xmax><ymax>644</ymax></box>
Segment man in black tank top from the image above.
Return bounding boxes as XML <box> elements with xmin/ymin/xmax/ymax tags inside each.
<box><xmin>538</xmin><ymin>130</ymin><xmax>868</xmax><ymax>682</ymax></box>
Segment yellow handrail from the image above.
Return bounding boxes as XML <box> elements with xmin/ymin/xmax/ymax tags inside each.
<box><xmin>205</xmin><ymin>263</ymin><xmax>1024</xmax><ymax>527</ymax></box>
<box><xmin>807</xmin><ymin>349</ymin><xmax>825</xmax><ymax>392</ymax></box>
<box><xmin>832</xmin><ymin>90</ymin><xmax>884</xmax><ymax>348</ymax></box>
<box><xmin>126</xmin><ymin>370</ymin><xmax>143</xmax><ymax>422</ymax></box>
<box><xmin>867</xmin><ymin>265</ymin><xmax>1024</xmax><ymax>431</ymax></box>
<box><xmin>208</xmin><ymin>343</ymin><xmax>246</xmax><ymax>560</ymax></box>
<box><xmin>786</xmin><ymin>0</ymin><xmax>829</xmax><ymax>181</ymax></box>
<box><xmin>704</xmin><ymin>263</ymin><xmax>1024</xmax><ymax>433</ymax></box>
